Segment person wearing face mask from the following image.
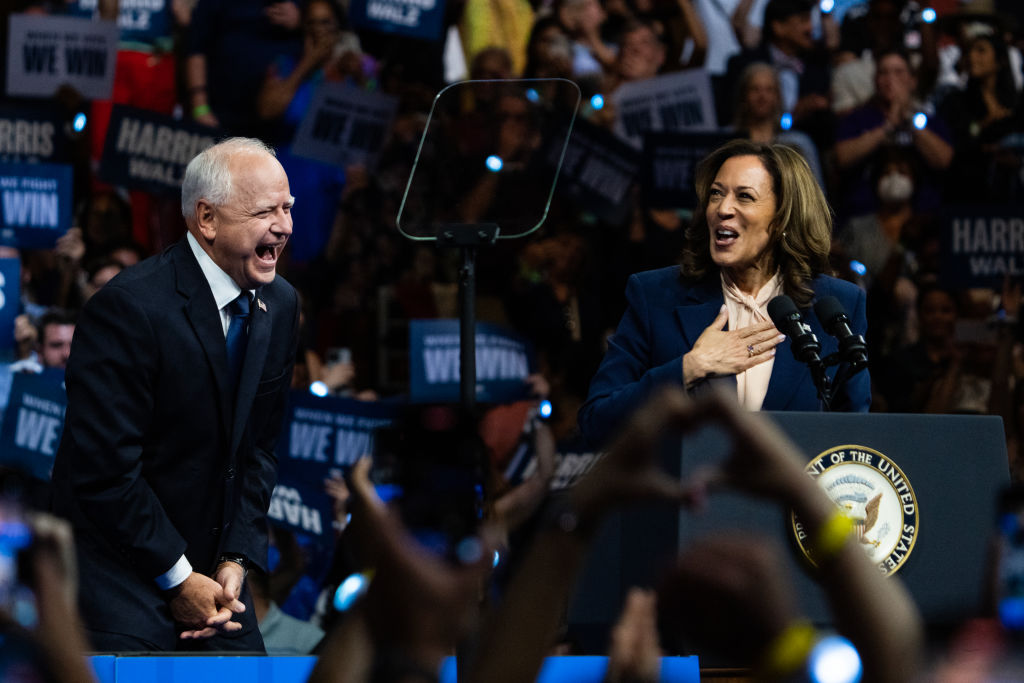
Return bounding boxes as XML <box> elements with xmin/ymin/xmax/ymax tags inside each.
<box><xmin>838</xmin><ymin>154</ymin><xmax>918</xmax><ymax>289</ymax></box>
<box><xmin>579</xmin><ymin>139</ymin><xmax>870</xmax><ymax>448</ymax></box>
<box><xmin>835</xmin><ymin>151</ymin><xmax>934</xmax><ymax>363</ymax></box>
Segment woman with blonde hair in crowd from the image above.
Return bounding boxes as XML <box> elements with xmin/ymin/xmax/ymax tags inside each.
<box><xmin>733</xmin><ymin>61</ymin><xmax>824</xmax><ymax>188</ymax></box>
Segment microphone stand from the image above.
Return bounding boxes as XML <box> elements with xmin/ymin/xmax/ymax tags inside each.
<box><xmin>808</xmin><ymin>360</ymin><xmax>833</xmax><ymax>411</ymax></box>
<box><xmin>818</xmin><ymin>353</ymin><xmax>868</xmax><ymax>412</ymax></box>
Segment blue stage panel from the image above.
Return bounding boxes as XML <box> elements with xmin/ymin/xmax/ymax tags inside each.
<box><xmin>109</xmin><ymin>656</ymin><xmax>317</xmax><ymax>682</ymax></box>
<box><xmin>440</xmin><ymin>655</ymin><xmax>700</xmax><ymax>682</ymax></box>
<box><xmin>90</xmin><ymin>654</ymin><xmax>698</xmax><ymax>681</ymax></box>
<box><xmin>90</xmin><ymin>655</ymin><xmax>116</xmax><ymax>683</ymax></box>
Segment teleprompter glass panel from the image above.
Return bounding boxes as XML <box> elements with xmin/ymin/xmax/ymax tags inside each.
<box><xmin>396</xmin><ymin>79</ymin><xmax>581</xmax><ymax>241</ymax></box>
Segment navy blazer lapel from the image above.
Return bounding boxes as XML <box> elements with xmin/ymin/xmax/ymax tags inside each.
<box><xmin>229</xmin><ymin>290</ymin><xmax>271</xmax><ymax>459</ymax></box>
<box><xmin>675</xmin><ymin>277</ymin><xmax>723</xmax><ymax>349</ymax></box>
<box><xmin>675</xmin><ymin>277</ymin><xmax>739</xmax><ymax>397</ymax></box>
<box><xmin>762</xmin><ymin>336</ymin><xmax>808</xmax><ymax>409</ymax></box>
<box><xmin>175</xmin><ymin>241</ymin><xmax>233</xmax><ymax>436</ymax></box>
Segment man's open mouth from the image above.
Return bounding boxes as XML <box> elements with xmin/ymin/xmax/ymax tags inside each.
<box><xmin>256</xmin><ymin>244</ymin><xmax>280</xmax><ymax>263</ymax></box>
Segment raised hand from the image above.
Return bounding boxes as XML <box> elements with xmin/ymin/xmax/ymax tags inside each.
<box><xmin>570</xmin><ymin>388</ymin><xmax>699</xmax><ymax>526</ymax></box>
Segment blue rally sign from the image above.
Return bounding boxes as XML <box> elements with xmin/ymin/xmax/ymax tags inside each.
<box><xmin>270</xmin><ymin>392</ymin><xmax>400</xmax><ymax>538</ymax></box>
<box><xmin>641</xmin><ymin>131</ymin><xmax>733</xmax><ymax>209</ymax></box>
<box><xmin>0</xmin><ymin>259</ymin><xmax>21</xmax><ymax>358</ymax></box>
<box><xmin>0</xmin><ymin>104</ymin><xmax>68</xmax><ymax>163</ymax></box>
<box><xmin>99</xmin><ymin>105</ymin><xmax>217</xmax><ymax>195</ymax></box>
<box><xmin>6</xmin><ymin>14</ymin><xmax>118</xmax><ymax>100</ymax></box>
<box><xmin>545</xmin><ymin>118</ymin><xmax>640</xmax><ymax>225</ymax></box>
<box><xmin>0</xmin><ymin>372</ymin><xmax>66</xmax><ymax>481</ymax></box>
<box><xmin>291</xmin><ymin>83</ymin><xmax>397</xmax><ymax>170</ymax></box>
<box><xmin>348</xmin><ymin>0</ymin><xmax>446</xmax><ymax>41</ymax></box>
<box><xmin>408</xmin><ymin>320</ymin><xmax>535</xmax><ymax>404</ymax></box>
<box><xmin>0</xmin><ymin>162</ymin><xmax>72</xmax><ymax>248</ymax></box>
<box><xmin>941</xmin><ymin>205</ymin><xmax>1024</xmax><ymax>287</ymax></box>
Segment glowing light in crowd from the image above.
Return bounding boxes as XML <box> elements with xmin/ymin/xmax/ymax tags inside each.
<box><xmin>456</xmin><ymin>537</ymin><xmax>483</xmax><ymax>564</ymax></box>
<box><xmin>808</xmin><ymin>636</ymin><xmax>863</xmax><ymax>683</ymax></box>
<box><xmin>539</xmin><ymin>399</ymin><xmax>553</xmax><ymax>418</ymax></box>
<box><xmin>334</xmin><ymin>572</ymin><xmax>370</xmax><ymax>612</ymax></box>
<box><xmin>486</xmin><ymin>155</ymin><xmax>504</xmax><ymax>172</ymax></box>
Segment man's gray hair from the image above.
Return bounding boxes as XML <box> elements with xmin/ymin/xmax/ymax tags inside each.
<box><xmin>180</xmin><ymin>137</ymin><xmax>277</xmax><ymax>220</ymax></box>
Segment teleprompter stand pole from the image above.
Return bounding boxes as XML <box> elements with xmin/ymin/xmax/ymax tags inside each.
<box><xmin>438</xmin><ymin>223</ymin><xmax>500</xmax><ymax>683</ymax></box>
<box><xmin>438</xmin><ymin>223</ymin><xmax>500</xmax><ymax>416</ymax></box>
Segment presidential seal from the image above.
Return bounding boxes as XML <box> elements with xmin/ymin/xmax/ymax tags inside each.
<box><xmin>791</xmin><ymin>445</ymin><xmax>919</xmax><ymax>576</ymax></box>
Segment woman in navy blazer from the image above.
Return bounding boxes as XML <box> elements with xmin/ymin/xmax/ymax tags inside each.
<box><xmin>580</xmin><ymin>140</ymin><xmax>870</xmax><ymax>447</ymax></box>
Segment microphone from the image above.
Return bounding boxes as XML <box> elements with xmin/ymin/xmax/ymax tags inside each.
<box><xmin>767</xmin><ymin>295</ymin><xmax>821</xmax><ymax>366</ymax></box>
<box><xmin>814</xmin><ymin>296</ymin><xmax>868</xmax><ymax>367</ymax></box>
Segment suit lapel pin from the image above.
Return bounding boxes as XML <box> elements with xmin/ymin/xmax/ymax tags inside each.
<box><xmin>257</xmin><ymin>299</ymin><xmax>267</xmax><ymax>312</ymax></box>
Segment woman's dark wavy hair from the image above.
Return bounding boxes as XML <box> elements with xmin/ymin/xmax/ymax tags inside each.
<box><xmin>965</xmin><ymin>33</ymin><xmax>1017</xmax><ymax>121</ymax></box>
<box><xmin>680</xmin><ymin>139</ymin><xmax>832</xmax><ymax>308</ymax></box>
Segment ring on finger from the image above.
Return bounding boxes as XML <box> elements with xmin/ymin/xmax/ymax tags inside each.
<box><xmin>747</xmin><ymin>344</ymin><xmax>755</xmax><ymax>358</ymax></box>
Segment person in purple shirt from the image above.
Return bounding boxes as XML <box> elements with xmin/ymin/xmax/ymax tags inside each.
<box><xmin>834</xmin><ymin>48</ymin><xmax>953</xmax><ymax>220</ymax></box>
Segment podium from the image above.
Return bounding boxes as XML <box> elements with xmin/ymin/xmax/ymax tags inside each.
<box><xmin>569</xmin><ymin>412</ymin><xmax>1010</xmax><ymax>648</ymax></box>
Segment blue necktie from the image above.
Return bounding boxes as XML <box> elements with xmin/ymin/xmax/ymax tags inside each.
<box><xmin>225</xmin><ymin>293</ymin><xmax>251</xmax><ymax>393</ymax></box>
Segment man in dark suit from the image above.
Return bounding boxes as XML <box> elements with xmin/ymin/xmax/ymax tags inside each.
<box><xmin>51</xmin><ymin>138</ymin><xmax>300</xmax><ymax>651</ymax></box>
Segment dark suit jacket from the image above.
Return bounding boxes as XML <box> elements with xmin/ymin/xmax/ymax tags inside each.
<box><xmin>578</xmin><ymin>267</ymin><xmax>870</xmax><ymax>447</ymax></box>
<box><xmin>51</xmin><ymin>238</ymin><xmax>299</xmax><ymax>648</ymax></box>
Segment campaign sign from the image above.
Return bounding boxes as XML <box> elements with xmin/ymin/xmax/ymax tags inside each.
<box><xmin>409</xmin><ymin>320</ymin><xmax>535</xmax><ymax>404</ymax></box>
<box><xmin>69</xmin><ymin>0</ymin><xmax>173</xmax><ymax>48</ymax></box>
<box><xmin>6</xmin><ymin>14</ymin><xmax>118</xmax><ymax>100</ymax></box>
<box><xmin>641</xmin><ymin>131</ymin><xmax>733</xmax><ymax>209</ymax></box>
<box><xmin>291</xmin><ymin>83</ymin><xmax>397</xmax><ymax>169</ymax></box>
<box><xmin>546</xmin><ymin>118</ymin><xmax>640</xmax><ymax>225</ymax></box>
<box><xmin>270</xmin><ymin>392</ymin><xmax>399</xmax><ymax>538</ymax></box>
<box><xmin>0</xmin><ymin>105</ymin><xmax>67</xmax><ymax>163</ymax></box>
<box><xmin>612</xmin><ymin>69</ymin><xmax>718</xmax><ymax>148</ymax></box>
<box><xmin>348</xmin><ymin>0</ymin><xmax>446</xmax><ymax>40</ymax></box>
<box><xmin>0</xmin><ymin>372</ymin><xmax>66</xmax><ymax>481</ymax></box>
<box><xmin>0</xmin><ymin>162</ymin><xmax>73</xmax><ymax>249</ymax></box>
<box><xmin>99</xmin><ymin>105</ymin><xmax>217</xmax><ymax>195</ymax></box>
<box><xmin>940</xmin><ymin>205</ymin><xmax>1024</xmax><ymax>287</ymax></box>
<box><xmin>504</xmin><ymin>431</ymin><xmax>602</xmax><ymax>491</ymax></box>
<box><xmin>0</xmin><ymin>260</ymin><xmax>21</xmax><ymax>358</ymax></box>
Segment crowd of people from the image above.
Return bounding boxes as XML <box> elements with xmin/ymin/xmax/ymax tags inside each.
<box><xmin>3</xmin><ymin>0</ymin><xmax>1024</xmax><ymax>460</ymax></box>
<box><xmin>2</xmin><ymin>0</ymin><xmax>1024</xmax><ymax>678</ymax></box>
